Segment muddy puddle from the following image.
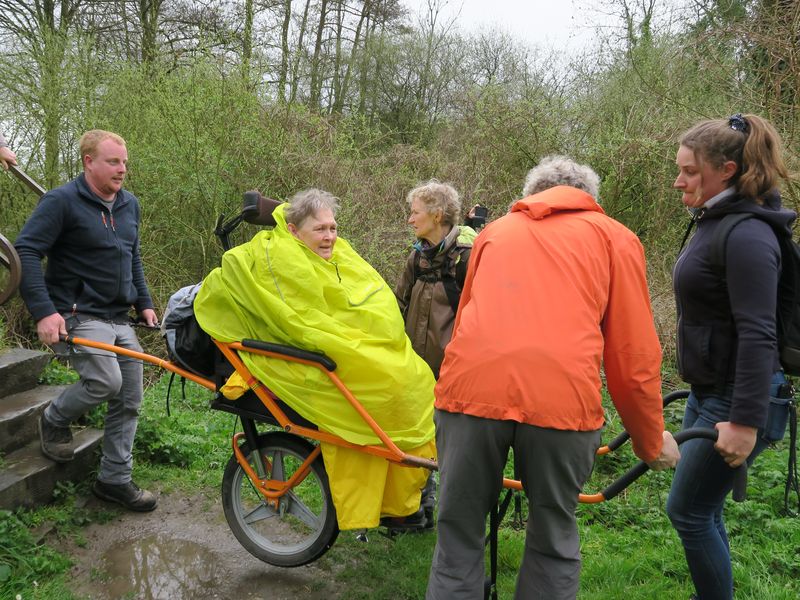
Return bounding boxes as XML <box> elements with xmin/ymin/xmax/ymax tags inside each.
<box><xmin>96</xmin><ymin>534</ymin><xmax>221</xmax><ymax>599</ymax></box>
<box><xmin>60</xmin><ymin>491</ymin><xmax>337</xmax><ymax>600</ymax></box>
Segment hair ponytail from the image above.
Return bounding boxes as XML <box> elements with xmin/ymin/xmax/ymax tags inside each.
<box><xmin>680</xmin><ymin>113</ymin><xmax>788</xmax><ymax>202</ymax></box>
<box><xmin>737</xmin><ymin>114</ymin><xmax>788</xmax><ymax>200</ymax></box>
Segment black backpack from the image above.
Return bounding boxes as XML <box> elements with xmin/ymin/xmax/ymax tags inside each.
<box><xmin>413</xmin><ymin>246</ymin><xmax>470</xmax><ymax>315</ymax></box>
<box><xmin>710</xmin><ymin>212</ymin><xmax>800</xmax><ymax>514</ymax></box>
<box><xmin>160</xmin><ymin>283</ymin><xmax>215</xmax><ymax>377</ymax></box>
<box><xmin>709</xmin><ymin>213</ymin><xmax>800</xmax><ymax>376</ymax></box>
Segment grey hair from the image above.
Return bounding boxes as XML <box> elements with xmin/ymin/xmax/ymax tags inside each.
<box><xmin>406</xmin><ymin>179</ymin><xmax>461</xmax><ymax>228</ymax></box>
<box><xmin>521</xmin><ymin>155</ymin><xmax>600</xmax><ymax>200</ymax></box>
<box><xmin>284</xmin><ymin>188</ymin><xmax>340</xmax><ymax>227</ymax></box>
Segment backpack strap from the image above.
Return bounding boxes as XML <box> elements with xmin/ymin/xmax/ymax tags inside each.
<box><xmin>785</xmin><ymin>398</ymin><xmax>799</xmax><ymax>515</ymax></box>
<box><xmin>455</xmin><ymin>246</ymin><xmax>470</xmax><ymax>288</ymax></box>
<box><xmin>441</xmin><ymin>246</ymin><xmax>470</xmax><ymax>315</ymax></box>
<box><xmin>414</xmin><ymin>246</ymin><xmax>470</xmax><ymax>315</ymax></box>
<box><xmin>709</xmin><ymin>213</ymin><xmax>755</xmax><ymax>273</ymax></box>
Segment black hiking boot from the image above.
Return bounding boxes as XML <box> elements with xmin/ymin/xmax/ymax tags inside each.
<box><xmin>420</xmin><ymin>472</ymin><xmax>436</xmax><ymax>530</ymax></box>
<box><xmin>39</xmin><ymin>412</ymin><xmax>74</xmax><ymax>463</ymax></box>
<box><xmin>93</xmin><ymin>480</ymin><xmax>158</xmax><ymax>512</ymax></box>
<box><xmin>423</xmin><ymin>506</ymin><xmax>435</xmax><ymax>530</ymax></box>
<box><xmin>380</xmin><ymin>508</ymin><xmax>429</xmax><ymax>535</ymax></box>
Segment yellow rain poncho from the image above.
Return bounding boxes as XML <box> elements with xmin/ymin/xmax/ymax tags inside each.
<box><xmin>194</xmin><ymin>204</ymin><xmax>436</xmax><ymax>529</ymax></box>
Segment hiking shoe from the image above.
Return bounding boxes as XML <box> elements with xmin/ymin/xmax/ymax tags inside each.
<box><xmin>423</xmin><ymin>506</ymin><xmax>435</xmax><ymax>529</ymax></box>
<box><xmin>93</xmin><ymin>480</ymin><xmax>158</xmax><ymax>512</ymax></box>
<box><xmin>380</xmin><ymin>508</ymin><xmax>429</xmax><ymax>534</ymax></box>
<box><xmin>39</xmin><ymin>412</ymin><xmax>74</xmax><ymax>463</ymax></box>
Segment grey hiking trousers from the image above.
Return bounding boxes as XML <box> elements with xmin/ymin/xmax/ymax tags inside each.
<box><xmin>426</xmin><ymin>409</ymin><xmax>601</xmax><ymax>600</ymax></box>
<box><xmin>45</xmin><ymin>317</ymin><xmax>143</xmax><ymax>485</ymax></box>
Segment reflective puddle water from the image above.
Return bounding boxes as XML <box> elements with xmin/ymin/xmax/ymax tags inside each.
<box><xmin>98</xmin><ymin>534</ymin><xmax>220</xmax><ymax>599</ymax></box>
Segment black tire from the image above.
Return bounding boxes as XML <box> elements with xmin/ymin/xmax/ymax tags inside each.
<box><xmin>221</xmin><ymin>432</ymin><xmax>339</xmax><ymax>567</ymax></box>
<box><xmin>0</xmin><ymin>233</ymin><xmax>21</xmax><ymax>306</ymax></box>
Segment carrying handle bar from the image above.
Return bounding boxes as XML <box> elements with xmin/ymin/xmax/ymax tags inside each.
<box><xmin>600</xmin><ymin>427</ymin><xmax>748</xmax><ymax>502</ymax></box>
<box><xmin>603</xmin><ymin>389</ymin><xmax>691</xmax><ymax>453</ymax></box>
<box><xmin>8</xmin><ymin>164</ymin><xmax>47</xmax><ymax>197</ymax></box>
<box><xmin>241</xmin><ymin>338</ymin><xmax>337</xmax><ymax>371</ymax></box>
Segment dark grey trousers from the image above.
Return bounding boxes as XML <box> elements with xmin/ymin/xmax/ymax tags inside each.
<box><xmin>45</xmin><ymin>317</ymin><xmax>143</xmax><ymax>485</ymax></box>
<box><xmin>426</xmin><ymin>410</ymin><xmax>601</xmax><ymax>600</ymax></box>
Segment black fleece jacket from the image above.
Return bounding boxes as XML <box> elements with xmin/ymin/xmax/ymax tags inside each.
<box><xmin>673</xmin><ymin>190</ymin><xmax>795</xmax><ymax>429</ymax></box>
<box><xmin>15</xmin><ymin>174</ymin><xmax>154</xmax><ymax>322</ymax></box>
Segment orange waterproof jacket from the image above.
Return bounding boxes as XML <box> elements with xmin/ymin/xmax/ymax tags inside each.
<box><xmin>435</xmin><ymin>186</ymin><xmax>665</xmax><ymax>462</ymax></box>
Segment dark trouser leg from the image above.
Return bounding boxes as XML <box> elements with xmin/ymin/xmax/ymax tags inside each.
<box><xmin>426</xmin><ymin>410</ymin><xmax>512</xmax><ymax>600</ymax></box>
<box><xmin>512</xmin><ymin>425</ymin><xmax>601</xmax><ymax>600</ymax></box>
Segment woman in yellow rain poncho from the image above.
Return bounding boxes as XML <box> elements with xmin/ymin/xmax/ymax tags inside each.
<box><xmin>193</xmin><ymin>189</ymin><xmax>436</xmax><ymax>530</ymax></box>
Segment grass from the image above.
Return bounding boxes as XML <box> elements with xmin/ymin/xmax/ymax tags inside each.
<box><xmin>2</xmin><ymin>365</ymin><xmax>800</xmax><ymax>599</ymax></box>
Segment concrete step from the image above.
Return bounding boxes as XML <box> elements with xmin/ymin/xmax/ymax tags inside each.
<box><xmin>0</xmin><ymin>385</ymin><xmax>67</xmax><ymax>455</ymax></box>
<box><xmin>0</xmin><ymin>426</ymin><xmax>104</xmax><ymax>510</ymax></box>
<box><xmin>0</xmin><ymin>348</ymin><xmax>52</xmax><ymax>398</ymax></box>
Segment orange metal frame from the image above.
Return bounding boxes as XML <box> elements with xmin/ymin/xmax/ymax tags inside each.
<box><xmin>62</xmin><ymin>334</ymin><xmax>615</xmax><ymax>505</ymax></box>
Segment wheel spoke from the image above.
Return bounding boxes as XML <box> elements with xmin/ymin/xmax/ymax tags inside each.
<box><xmin>284</xmin><ymin>491</ymin><xmax>321</xmax><ymax>529</ymax></box>
<box><xmin>269</xmin><ymin>449</ymin><xmax>286</xmax><ymax>480</ymax></box>
<box><xmin>243</xmin><ymin>503</ymin><xmax>278</xmax><ymax>525</ymax></box>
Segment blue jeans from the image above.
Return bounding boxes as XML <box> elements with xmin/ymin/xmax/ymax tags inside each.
<box><xmin>666</xmin><ymin>372</ymin><xmax>788</xmax><ymax>600</ymax></box>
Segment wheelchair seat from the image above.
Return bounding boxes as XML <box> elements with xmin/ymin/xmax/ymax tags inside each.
<box><xmin>210</xmin><ymin>389</ymin><xmax>318</xmax><ymax>430</ymax></box>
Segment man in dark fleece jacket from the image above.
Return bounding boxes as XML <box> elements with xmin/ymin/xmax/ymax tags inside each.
<box><xmin>15</xmin><ymin>129</ymin><xmax>159</xmax><ymax>512</ymax></box>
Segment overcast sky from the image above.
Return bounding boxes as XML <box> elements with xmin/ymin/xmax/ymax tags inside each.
<box><xmin>402</xmin><ymin>0</ymin><xmax>617</xmax><ymax>53</ymax></box>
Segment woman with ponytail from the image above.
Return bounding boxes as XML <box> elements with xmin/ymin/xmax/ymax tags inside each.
<box><xmin>668</xmin><ymin>114</ymin><xmax>794</xmax><ymax>599</ymax></box>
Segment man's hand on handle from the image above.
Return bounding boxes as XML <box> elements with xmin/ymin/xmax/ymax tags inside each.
<box><xmin>646</xmin><ymin>430</ymin><xmax>681</xmax><ymax>471</ymax></box>
<box><xmin>139</xmin><ymin>308</ymin><xmax>158</xmax><ymax>327</ymax></box>
<box><xmin>37</xmin><ymin>313</ymin><xmax>67</xmax><ymax>346</ymax></box>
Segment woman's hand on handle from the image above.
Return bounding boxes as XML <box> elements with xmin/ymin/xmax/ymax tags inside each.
<box><xmin>714</xmin><ymin>421</ymin><xmax>757</xmax><ymax>468</ymax></box>
<box><xmin>647</xmin><ymin>431</ymin><xmax>681</xmax><ymax>471</ymax></box>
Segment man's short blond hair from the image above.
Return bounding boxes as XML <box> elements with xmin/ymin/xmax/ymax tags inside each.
<box><xmin>79</xmin><ymin>130</ymin><xmax>126</xmax><ymax>160</ymax></box>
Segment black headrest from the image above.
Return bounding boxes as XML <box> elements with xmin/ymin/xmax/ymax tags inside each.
<box><xmin>242</xmin><ymin>190</ymin><xmax>281</xmax><ymax>226</ymax></box>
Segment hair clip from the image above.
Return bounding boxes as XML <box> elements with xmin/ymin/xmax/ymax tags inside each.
<box><xmin>728</xmin><ymin>113</ymin><xmax>749</xmax><ymax>133</ymax></box>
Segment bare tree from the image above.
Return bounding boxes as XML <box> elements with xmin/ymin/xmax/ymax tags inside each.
<box><xmin>0</xmin><ymin>0</ymin><xmax>84</xmax><ymax>185</ymax></box>
<box><xmin>309</xmin><ymin>0</ymin><xmax>330</xmax><ymax>107</ymax></box>
<box><xmin>278</xmin><ymin>0</ymin><xmax>292</xmax><ymax>101</ymax></box>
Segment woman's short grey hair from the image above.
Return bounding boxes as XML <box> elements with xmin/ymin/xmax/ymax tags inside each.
<box><xmin>521</xmin><ymin>155</ymin><xmax>600</xmax><ymax>199</ymax></box>
<box><xmin>285</xmin><ymin>188</ymin><xmax>340</xmax><ymax>227</ymax></box>
<box><xmin>406</xmin><ymin>179</ymin><xmax>461</xmax><ymax>228</ymax></box>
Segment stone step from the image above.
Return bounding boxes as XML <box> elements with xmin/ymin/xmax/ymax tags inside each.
<box><xmin>0</xmin><ymin>348</ymin><xmax>52</xmax><ymax>398</ymax></box>
<box><xmin>0</xmin><ymin>385</ymin><xmax>67</xmax><ymax>455</ymax></box>
<box><xmin>0</xmin><ymin>426</ymin><xmax>104</xmax><ymax>510</ymax></box>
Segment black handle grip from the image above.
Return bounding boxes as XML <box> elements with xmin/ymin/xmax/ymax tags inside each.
<box><xmin>662</xmin><ymin>389</ymin><xmax>691</xmax><ymax>407</ymax></box>
<box><xmin>732</xmin><ymin>462</ymin><xmax>748</xmax><ymax>502</ymax></box>
<box><xmin>605</xmin><ymin>430</ymin><xmax>631</xmax><ymax>452</ymax></box>
<box><xmin>601</xmin><ymin>427</ymin><xmax>749</xmax><ymax>502</ymax></box>
<box><xmin>604</xmin><ymin>389</ymin><xmax>692</xmax><ymax>452</ymax></box>
<box><xmin>241</xmin><ymin>338</ymin><xmax>337</xmax><ymax>371</ymax></box>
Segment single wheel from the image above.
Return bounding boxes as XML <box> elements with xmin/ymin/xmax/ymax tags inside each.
<box><xmin>221</xmin><ymin>431</ymin><xmax>339</xmax><ymax>567</ymax></box>
<box><xmin>0</xmin><ymin>232</ymin><xmax>21</xmax><ymax>306</ymax></box>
